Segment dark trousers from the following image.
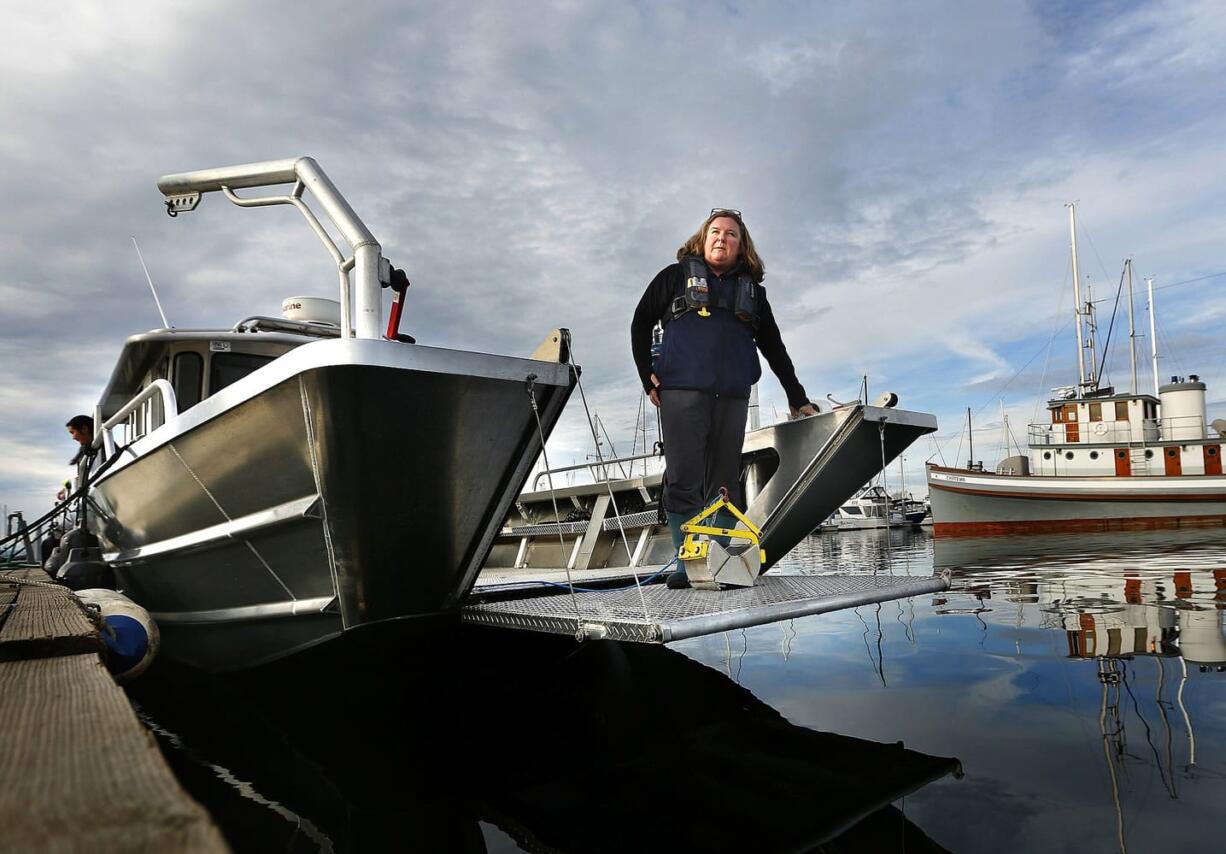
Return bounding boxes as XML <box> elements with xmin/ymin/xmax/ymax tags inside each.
<box><xmin>659</xmin><ymin>389</ymin><xmax>749</xmax><ymax>518</ymax></box>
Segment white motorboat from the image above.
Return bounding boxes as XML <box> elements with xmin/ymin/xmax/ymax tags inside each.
<box><xmin>825</xmin><ymin>485</ymin><xmax>909</xmax><ymax>531</ymax></box>
<box><xmin>70</xmin><ymin>157</ymin><xmax>576</xmax><ymax>672</ymax></box>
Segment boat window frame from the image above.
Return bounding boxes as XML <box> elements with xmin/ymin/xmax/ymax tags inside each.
<box><xmin>207</xmin><ymin>351</ymin><xmax>277</xmax><ymax>397</ymax></box>
<box><xmin>172</xmin><ymin>351</ymin><xmax>204</xmax><ymax>411</ymax></box>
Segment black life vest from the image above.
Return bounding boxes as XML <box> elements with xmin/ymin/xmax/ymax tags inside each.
<box><xmin>667</xmin><ymin>256</ymin><xmax>760</xmax><ymax>331</ymax></box>
<box><xmin>654</xmin><ymin>258</ymin><xmax>763</xmax><ymax>396</ymax></box>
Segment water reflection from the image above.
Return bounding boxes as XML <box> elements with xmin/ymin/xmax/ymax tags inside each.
<box><xmin>130</xmin><ymin>528</ymin><xmax>1226</xmax><ymax>853</ymax></box>
<box><xmin>131</xmin><ymin>625</ymin><xmax>960</xmax><ymax>853</ymax></box>
<box><xmin>931</xmin><ymin>531</ymin><xmax>1226</xmax><ymax>667</ymax></box>
<box><xmin>688</xmin><ymin>527</ymin><xmax>1226</xmax><ymax>853</ymax></box>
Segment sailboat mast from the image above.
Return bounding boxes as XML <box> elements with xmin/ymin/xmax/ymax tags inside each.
<box><xmin>1147</xmin><ymin>276</ymin><xmax>1159</xmax><ymax>396</ymax></box>
<box><xmin>967</xmin><ymin>407</ymin><xmax>974</xmax><ymax>469</ymax></box>
<box><xmin>1068</xmin><ymin>203</ymin><xmax>1088</xmax><ymax>389</ymax></box>
<box><xmin>999</xmin><ymin>399</ymin><xmax>1008</xmax><ymax>461</ymax></box>
<box><xmin>1125</xmin><ymin>259</ymin><xmax>1138</xmax><ymax>395</ymax></box>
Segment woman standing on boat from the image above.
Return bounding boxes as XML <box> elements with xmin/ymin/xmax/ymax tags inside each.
<box><xmin>631</xmin><ymin>209</ymin><xmax>815</xmax><ymax>588</ymax></box>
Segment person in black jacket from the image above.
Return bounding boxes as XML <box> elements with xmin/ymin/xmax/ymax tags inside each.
<box><xmin>631</xmin><ymin>209</ymin><xmax>816</xmax><ymax>588</ymax></box>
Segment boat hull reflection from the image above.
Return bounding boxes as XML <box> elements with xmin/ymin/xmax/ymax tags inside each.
<box><xmin>131</xmin><ymin>626</ymin><xmax>961</xmax><ymax>853</ymax></box>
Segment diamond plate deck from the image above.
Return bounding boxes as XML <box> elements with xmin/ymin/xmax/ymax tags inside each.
<box><xmin>461</xmin><ymin>572</ymin><xmax>950</xmax><ymax>643</ymax></box>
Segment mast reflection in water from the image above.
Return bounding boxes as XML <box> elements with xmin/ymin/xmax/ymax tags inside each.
<box><xmin>130</xmin><ymin>527</ymin><xmax>1226</xmax><ymax>853</ymax></box>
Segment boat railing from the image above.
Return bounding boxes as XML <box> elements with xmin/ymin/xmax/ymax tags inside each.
<box><xmin>532</xmin><ymin>450</ymin><xmax>664</xmax><ymax>491</ymax></box>
<box><xmin>232</xmin><ymin>315</ymin><xmax>341</xmax><ymax>338</ymax></box>
<box><xmin>1025</xmin><ymin>415</ymin><xmax>1199</xmax><ymax>446</ymax></box>
<box><xmin>1156</xmin><ymin>414</ymin><xmax>1208</xmax><ymax>442</ymax></box>
<box><xmin>93</xmin><ymin>379</ymin><xmax>179</xmax><ymax>458</ymax></box>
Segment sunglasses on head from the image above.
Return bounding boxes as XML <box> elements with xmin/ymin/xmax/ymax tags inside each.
<box><xmin>710</xmin><ymin>208</ymin><xmax>742</xmax><ymax>220</ymax></box>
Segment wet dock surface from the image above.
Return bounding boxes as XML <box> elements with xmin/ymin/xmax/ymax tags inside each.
<box><xmin>0</xmin><ymin>567</ymin><xmax>226</xmax><ymax>853</ymax></box>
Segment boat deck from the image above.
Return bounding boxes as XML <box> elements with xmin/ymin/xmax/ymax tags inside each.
<box><xmin>462</xmin><ymin>571</ymin><xmax>950</xmax><ymax>643</ymax></box>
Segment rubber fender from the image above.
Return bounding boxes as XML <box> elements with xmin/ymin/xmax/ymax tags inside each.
<box><xmin>57</xmin><ymin>547</ymin><xmax>114</xmax><ymax>591</ymax></box>
<box><xmin>76</xmin><ymin>589</ymin><xmax>160</xmax><ymax>683</ymax></box>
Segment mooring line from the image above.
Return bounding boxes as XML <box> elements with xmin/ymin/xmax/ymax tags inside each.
<box><xmin>565</xmin><ymin>342</ymin><xmax>652</xmax><ymax>626</ymax></box>
<box><xmin>878</xmin><ymin>418</ymin><xmax>894</xmax><ymax>575</ymax></box>
<box><xmin>526</xmin><ymin>374</ymin><xmax>584</xmax><ymax>634</ymax></box>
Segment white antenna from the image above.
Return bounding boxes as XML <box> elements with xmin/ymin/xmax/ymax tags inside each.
<box><xmin>131</xmin><ymin>236</ymin><xmax>170</xmax><ymax>328</ymax></box>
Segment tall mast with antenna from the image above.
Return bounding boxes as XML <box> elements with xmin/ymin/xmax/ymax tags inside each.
<box><xmin>1147</xmin><ymin>276</ymin><xmax>1159</xmax><ymax>396</ymax></box>
<box><xmin>1067</xmin><ymin>203</ymin><xmax>1087</xmax><ymax>391</ymax></box>
<box><xmin>1125</xmin><ymin>259</ymin><xmax>1138</xmax><ymax>395</ymax></box>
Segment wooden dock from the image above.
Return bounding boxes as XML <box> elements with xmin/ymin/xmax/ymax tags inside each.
<box><xmin>0</xmin><ymin>566</ymin><xmax>228</xmax><ymax>853</ymax></box>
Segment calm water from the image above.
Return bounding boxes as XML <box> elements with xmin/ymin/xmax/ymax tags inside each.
<box><xmin>129</xmin><ymin>528</ymin><xmax>1226</xmax><ymax>853</ymax></box>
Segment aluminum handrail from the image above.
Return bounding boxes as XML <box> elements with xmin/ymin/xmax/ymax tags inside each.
<box><xmin>94</xmin><ymin>379</ymin><xmax>179</xmax><ymax>458</ymax></box>
<box><xmin>532</xmin><ymin>450</ymin><xmax>664</xmax><ymax>490</ymax></box>
<box><xmin>232</xmin><ymin>315</ymin><xmax>341</xmax><ymax>338</ymax></box>
<box><xmin>156</xmin><ymin>157</ymin><xmax>384</xmax><ymax>340</ymax></box>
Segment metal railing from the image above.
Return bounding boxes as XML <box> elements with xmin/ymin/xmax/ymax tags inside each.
<box><xmin>157</xmin><ymin>157</ymin><xmax>386</xmax><ymax>340</ymax></box>
<box><xmin>1028</xmin><ymin>414</ymin><xmax>1205</xmax><ymax>446</ymax></box>
<box><xmin>94</xmin><ymin>379</ymin><xmax>179</xmax><ymax>458</ymax></box>
<box><xmin>532</xmin><ymin>450</ymin><xmax>665</xmax><ymax>491</ymax></box>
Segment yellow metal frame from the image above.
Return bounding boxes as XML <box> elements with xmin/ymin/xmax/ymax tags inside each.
<box><xmin>678</xmin><ymin>493</ymin><xmax>764</xmax><ymax>563</ymax></box>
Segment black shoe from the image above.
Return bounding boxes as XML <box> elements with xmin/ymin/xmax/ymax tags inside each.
<box><xmin>666</xmin><ymin>569</ymin><xmax>691</xmax><ymax>590</ymax></box>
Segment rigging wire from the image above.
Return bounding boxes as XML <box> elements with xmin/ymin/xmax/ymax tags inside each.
<box><xmin>1153</xmin><ymin>269</ymin><xmax>1226</xmax><ymax>292</ymax></box>
<box><xmin>565</xmin><ymin>343</ymin><xmax>653</xmax><ymax>623</ymax></box>
<box><xmin>928</xmin><ymin>253</ymin><xmax>1074</xmax><ymax>467</ymax></box>
<box><xmin>1033</xmin><ymin>255</ymin><xmax>1073</xmax><ymax>425</ymax></box>
<box><xmin>1094</xmin><ymin>264</ymin><xmax>1129</xmax><ymax>387</ymax></box>
<box><xmin>525</xmin><ymin>376</ymin><xmax>585</xmax><ymax>632</ymax></box>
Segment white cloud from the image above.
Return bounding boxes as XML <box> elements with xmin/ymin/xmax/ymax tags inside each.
<box><xmin>2</xmin><ymin>0</ymin><xmax>1225</xmax><ymax>510</ymax></box>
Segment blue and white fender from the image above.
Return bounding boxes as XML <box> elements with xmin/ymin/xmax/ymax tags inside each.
<box><xmin>75</xmin><ymin>589</ymin><xmax>160</xmax><ymax>683</ymax></box>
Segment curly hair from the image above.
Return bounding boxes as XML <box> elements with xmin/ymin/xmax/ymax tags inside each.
<box><xmin>675</xmin><ymin>210</ymin><xmax>765</xmax><ymax>283</ymax></box>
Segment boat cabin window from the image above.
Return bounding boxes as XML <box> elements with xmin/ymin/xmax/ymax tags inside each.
<box><xmin>1089</xmin><ymin>402</ymin><xmax>1102</xmax><ymax>422</ymax></box>
<box><xmin>209</xmin><ymin>352</ymin><xmax>275</xmax><ymax>396</ymax></box>
<box><xmin>173</xmin><ymin>352</ymin><xmax>204</xmax><ymax>410</ymax></box>
<box><xmin>843</xmin><ymin>506</ymin><xmax>863</xmax><ymax>515</ymax></box>
<box><xmin>1115</xmin><ymin>401</ymin><xmax>1128</xmax><ymax>420</ymax></box>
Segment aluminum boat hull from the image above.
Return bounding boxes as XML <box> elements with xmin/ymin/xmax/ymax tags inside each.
<box><xmin>89</xmin><ymin>338</ymin><xmax>573</xmax><ymax>671</ymax></box>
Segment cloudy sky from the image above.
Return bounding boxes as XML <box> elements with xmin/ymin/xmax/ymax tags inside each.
<box><xmin>2</xmin><ymin>0</ymin><xmax>1225</xmax><ymax>515</ymax></box>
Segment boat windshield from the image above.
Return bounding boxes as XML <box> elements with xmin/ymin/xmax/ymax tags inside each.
<box><xmin>209</xmin><ymin>352</ymin><xmax>275</xmax><ymax>396</ymax></box>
